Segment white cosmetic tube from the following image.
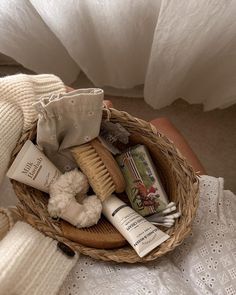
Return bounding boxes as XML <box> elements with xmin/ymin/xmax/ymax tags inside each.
<box><xmin>7</xmin><ymin>140</ymin><xmax>61</xmax><ymax>193</ymax></box>
<box><xmin>102</xmin><ymin>195</ymin><xmax>170</xmax><ymax>258</ymax></box>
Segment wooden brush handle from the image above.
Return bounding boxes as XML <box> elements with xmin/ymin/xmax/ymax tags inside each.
<box><xmin>91</xmin><ymin>139</ymin><xmax>126</xmax><ymax>193</ymax></box>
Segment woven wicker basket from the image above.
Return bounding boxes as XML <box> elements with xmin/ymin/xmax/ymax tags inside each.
<box><xmin>10</xmin><ymin>107</ymin><xmax>199</xmax><ymax>263</ymax></box>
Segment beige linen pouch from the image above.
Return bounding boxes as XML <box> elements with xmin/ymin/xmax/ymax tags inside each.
<box><xmin>34</xmin><ymin>88</ymin><xmax>104</xmax><ymax>172</ymax></box>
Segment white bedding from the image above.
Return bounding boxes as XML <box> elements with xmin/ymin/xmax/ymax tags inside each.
<box><xmin>59</xmin><ymin>176</ymin><xmax>236</xmax><ymax>295</ymax></box>
<box><xmin>1</xmin><ymin>175</ymin><xmax>235</xmax><ymax>294</ymax></box>
<box><xmin>1</xmin><ymin>1</ymin><xmax>236</xmax><ymax>110</ymax></box>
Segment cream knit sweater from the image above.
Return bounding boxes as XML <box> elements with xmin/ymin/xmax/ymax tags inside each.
<box><xmin>0</xmin><ymin>221</ymin><xmax>77</xmax><ymax>295</ymax></box>
<box><xmin>0</xmin><ymin>74</ymin><xmax>78</xmax><ymax>294</ymax></box>
<box><xmin>0</xmin><ymin>74</ymin><xmax>66</xmax><ymax>184</ymax></box>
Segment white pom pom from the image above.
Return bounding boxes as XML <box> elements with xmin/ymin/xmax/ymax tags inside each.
<box><xmin>76</xmin><ymin>195</ymin><xmax>102</xmax><ymax>228</ymax></box>
<box><xmin>48</xmin><ymin>169</ymin><xmax>102</xmax><ymax>228</ymax></box>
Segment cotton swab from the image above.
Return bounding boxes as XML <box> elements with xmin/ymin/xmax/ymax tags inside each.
<box><xmin>157</xmin><ymin>205</ymin><xmax>176</xmax><ymax>215</ymax></box>
<box><xmin>151</xmin><ymin>221</ymin><xmax>174</xmax><ymax>228</ymax></box>
<box><xmin>147</xmin><ymin>206</ymin><xmax>178</xmax><ymax>220</ymax></box>
<box><xmin>146</xmin><ymin>202</ymin><xmax>181</xmax><ymax>228</ymax></box>
<box><xmin>163</xmin><ymin>212</ymin><xmax>181</xmax><ymax>219</ymax></box>
<box><xmin>147</xmin><ymin>212</ymin><xmax>181</xmax><ymax>222</ymax></box>
<box><xmin>158</xmin><ymin>212</ymin><xmax>181</xmax><ymax>219</ymax></box>
<box><xmin>147</xmin><ymin>216</ymin><xmax>171</xmax><ymax>223</ymax></box>
<box><xmin>153</xmin><ymin>203</ymin><xmax>177</xmax><ymax>218</ymax></box>
<box><xmin>165</xmin><ymin>202</ymin><xmax>176</xmax><ymax>209</ymax></box>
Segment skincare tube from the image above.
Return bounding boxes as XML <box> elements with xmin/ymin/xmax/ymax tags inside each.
<box><xmin>102</xmin><ymin>195</ymin><xmax>170</xmax><ymax>258</ymax></box>
<box><xmin>7</xmin><ymin>140</ymin><xmax>61</xmax><ymax>193</ymax></box>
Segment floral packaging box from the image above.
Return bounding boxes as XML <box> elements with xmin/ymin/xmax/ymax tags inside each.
<box><xmin>116</xmin><ymin>145</ymin><xmax>169</xmax><ymax>216</ymax></box>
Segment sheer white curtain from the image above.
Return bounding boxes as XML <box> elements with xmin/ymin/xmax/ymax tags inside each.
<box><xmin>0</xmin><ymin>0</ymin><xmax>236</xmax><ymax>110</ymax></box>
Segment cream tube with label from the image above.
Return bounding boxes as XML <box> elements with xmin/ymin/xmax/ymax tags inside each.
<box><xmin>7</xmin><ymin>140</ymin><xmax>61</xmax><ymax>193</ymax></box>
<box><xmin>102</xmin><ymin>195</ymin><xmax>170</xmax><ymax>258</ymax></box>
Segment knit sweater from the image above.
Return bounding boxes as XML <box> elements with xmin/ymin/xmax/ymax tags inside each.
<box><xmin>0</xmin><ymin>221</ymin><xmax>77</xmax><ymax>295</ymax></box>
<box><xmin>0</xmin><ymin>74</ymin><xmax>78</xmax><ymax>294</ymax></box>
<box><xmin>0</xmin><ymin>74</ymin><xmax>66</xmax><ymax>185</ymax></box>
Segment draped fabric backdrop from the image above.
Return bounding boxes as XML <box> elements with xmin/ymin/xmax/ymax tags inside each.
<box><xmin>0</xmin><ymin>0</ymin><xmax>236</xmax><ymax>110</ymax></box>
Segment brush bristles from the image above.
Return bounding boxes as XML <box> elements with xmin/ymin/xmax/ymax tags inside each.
<box><xmin>71</xmin><ymin>144</ymin><xmax>115</xmax><ymax>201</ymax></box>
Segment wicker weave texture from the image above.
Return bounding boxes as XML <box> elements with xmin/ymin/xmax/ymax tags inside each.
<box><xmin>10</xmin><ymin>107</ymin><xmax>199</xmax><ymax>263</ymax></box>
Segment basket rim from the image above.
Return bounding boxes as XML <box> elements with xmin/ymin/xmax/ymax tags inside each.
<box><xmin>10</xmin><ymin>107</ymin><xmax>199</xmax><ymax>263</ymax></box>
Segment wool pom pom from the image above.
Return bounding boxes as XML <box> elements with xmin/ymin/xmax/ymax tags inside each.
<box><xmin>48</xmin><ymin>169</ymin><xmax>102</xmax><ymax>228</ymax></box>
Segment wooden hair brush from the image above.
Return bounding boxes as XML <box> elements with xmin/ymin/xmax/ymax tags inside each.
<box><xmin>71</xmin><ymin>138</ymin><xmax>126</xmax><ymax>201</ymax></box>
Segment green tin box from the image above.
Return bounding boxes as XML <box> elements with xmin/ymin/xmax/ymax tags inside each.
<box><xmin>116</xmin><ymin>145</ymin><xmax>169</xmax><ymax>216</ymax></box>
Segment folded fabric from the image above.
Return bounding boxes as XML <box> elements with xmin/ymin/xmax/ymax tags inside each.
<box><xmin>0</xmin><ymin>221</ymin><xmax>78</xmax><ymax>295</ymax></box>
<box><xmin>0</xmin><ymin>74</ymin><xmax>66</xmax><ymax>186</ymax></box>
<box><xmin>35</xmin><ymin>88</ymin><xmax>104</xmax><ymax>172</ymax></box>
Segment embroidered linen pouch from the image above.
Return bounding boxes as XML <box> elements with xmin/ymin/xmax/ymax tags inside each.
<box><xmin>35</xmin><ymin>89</ymin><xmax>104</xmax><ymax>172</ymax></box>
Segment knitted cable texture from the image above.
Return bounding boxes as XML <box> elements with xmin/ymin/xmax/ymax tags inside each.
<box><xmin>0</xmin><ymin>222</ymin><xmax>78</xmax><ymax>295</ymax></box>
<box><xmin>0</xmin><ymin>74</ymin><xmax>66</xmax><ymax>185</ymax></box>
